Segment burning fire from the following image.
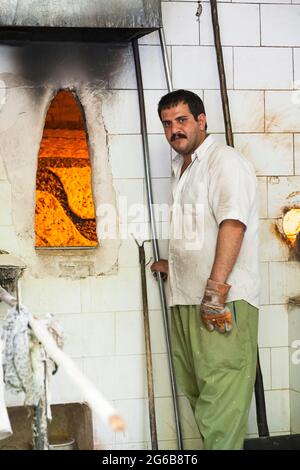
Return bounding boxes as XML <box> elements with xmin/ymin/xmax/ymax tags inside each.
<box><xmin>35</xmin><ymin>90</ymin><xmax>98</xmax><ymax>248</ymax></box>
<box><xmin>282</xmin><ymin>208</ymin><xmax>300</xmax><ymax>246</ymax></box>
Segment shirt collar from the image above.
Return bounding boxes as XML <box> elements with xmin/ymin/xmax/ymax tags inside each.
<box><xmin>172</xmin><ymin>134</ymin><xmax>215</xmax><ymax>165</ymax></box>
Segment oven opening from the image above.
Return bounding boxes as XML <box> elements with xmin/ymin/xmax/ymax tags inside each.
<box><xmin>35</xmin><ymin>89</ymin><xmax>98</xmax><ymax>249</ymax></box>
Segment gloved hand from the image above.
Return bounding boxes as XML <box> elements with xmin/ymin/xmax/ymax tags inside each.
<box><xmin>200</xmin><ymin>279</ymin><xmax>233</xmax><ymax>333</ymax></box>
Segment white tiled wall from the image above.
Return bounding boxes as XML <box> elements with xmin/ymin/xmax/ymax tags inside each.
<box><xmin>1</xmin><ymin>0</ymin><xmax>300</xmax><ymax>450</ymax></box>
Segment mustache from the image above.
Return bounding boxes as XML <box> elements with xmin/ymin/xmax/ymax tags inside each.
<box><xmin>171</xmin><ymin>133</ymin><xmax>187</xmax><ymax>142</ymax></box>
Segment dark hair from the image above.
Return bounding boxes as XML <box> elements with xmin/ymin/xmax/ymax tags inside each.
<box><xmin>158</xmin><ymin>89</ymin><xmax>206</xmax><ymax>127</ymax></box>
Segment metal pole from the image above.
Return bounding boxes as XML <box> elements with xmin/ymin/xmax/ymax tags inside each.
<box><xmin>158</xmin><ymin>27</ymin><xmax>173</xmax><ymax>92</ymax></box>
<box><xmin>133</xmin><ymin>237</ymin><xmax>158</xmax><ymax>450</ymax></box>
<box><xmin>132</xmin><ymin>39</ymin><xmax>183</xmax><ymax>450</ymax></box>
<box><xmin>210</xmin><ymin>0</ymin><xmax>234</xmax><ymax>147</ymax></box>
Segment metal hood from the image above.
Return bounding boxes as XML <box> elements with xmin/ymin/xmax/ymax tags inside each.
<box><xmin>0</xmin><ymin>0</ymin><xmax>162</xmax><ymax>42</ymax></box>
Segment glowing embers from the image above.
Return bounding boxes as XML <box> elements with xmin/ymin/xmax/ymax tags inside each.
<box><xmin>35</xmin><ymin>90</ymin><xmax>98</xmax><ymax>248</ymax></box>
<box><xmin>282</xmin><ymin>209</ymin><xmax>300</xmax><ymax>247</ymax></box>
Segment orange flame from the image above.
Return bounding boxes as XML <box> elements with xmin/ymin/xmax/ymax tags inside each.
<box><xmin>35</xmin><ymin>90</ymin><xmax>98</xmax><ymax>248</ymax></box>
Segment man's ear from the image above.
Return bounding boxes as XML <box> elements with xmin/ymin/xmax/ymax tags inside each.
<box><xmin>197</xmin><ymin>113</ymin><xmax>207</xmax><ymax>131</ymax></box>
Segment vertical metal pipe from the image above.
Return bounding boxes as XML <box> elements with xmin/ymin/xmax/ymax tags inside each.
<box><xmin>132</xmin><ymin>39</ymin><xmax>183</xmax><ymax>450</ymax></box>
<box><xmin>138</xmin><ymin>240</ymin><xmax>158</xmax><ymax>450</ymax></box>
<box><xmin>210</xmin><ymin>0</ymin><xmax>234</xmax><ymax>147</ymax></box>
<box><xmin>158</xmin><ymin>27</ymin><xmax>173</xmax><ymax>92</ymax></box>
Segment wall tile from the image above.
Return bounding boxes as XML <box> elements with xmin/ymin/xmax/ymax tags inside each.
<box><xmin>116</xmin><ymin>311</ymin><xmax>145</xmax><ymax>355</ymax></box>
<box><xmin>264</xmin><ymin>390</ymin><xmax>290</xmax><ymax>432</ymax></box>
<box><xmin>114</xmin><ymin>355</ymin><xmax>147</xmax><ymax>400</ymax></box>
<box><xmin>0</xmin><ymin>155</ymin><xmax>7</xmax><ymax>180</ymax></box>
<box><xmin>145</xmin><ymin>179</ymin><xmax>172</xmax><ymax>220</ymax></box>
<box><xmin>102</xmin><ymin>90</ymin><xmax>140</xmax><ymax>135</ymax></box>
<box><xmin>0</xmin><ymin>181</ymin><xmax>12</xmax><ymax>226</ymax></box>
<box><xmin>290</xmin><ymin>305</ymin><xmax>300</xmax><ymax>393</ymax></box>
<box><xmin>0</xmin><ymin>226</ymin><xmax>19</xmax><ymax>254</ymax></box>
<box><xmin>258</xmin><ymin>304</ymin><xmax>289</xmax><ymax>348</ymax></box>
<box><xmin>259</xmin><ymin>219</ymin><xmax>289</xmax><ymax>262</ymax></box>
<box><xmin>114</xmin><ymin>398</ymin><xmax>150</xmax><ymax>444</ymax></box>
<box><xmin>144</xmin><ymin>89</ymin><xmax>168</xmax><ymax>134</ymax></box>
<box><xmin>107</xmin><ymin>46</ymin><xmax>136</xmax><ymax>90</ymax></box>
<box><xmin>290</xmin><ymin>391</ymin><xmax>300</xmax><ymax>433</ymax></box>
<box><xmin>204</xmin><ymin>90</ymin><xmax>264</xmax><ymax>133</ymax></box>
<box><xmin>261</xmin><ymin>5</ymin><xmax>300</xmax><ymax>47</ymax></box>
<box><xmin>267</xmin><ymin>176</ymin><xmax>300</xmax><ymax>218</ymax></box>
<box><xmin>259</xmin><ymin>262</ymin><xmax>269</xmax><ymax>305</ymax></box>
<box><xmin>139</xmin><ymin>31</ymin><xmax>160</xmax><ymax>46</ymax></box>
<box><xmin>21</xmin><ymin>278</ymin><xmax>81</xmax><ymax>314</ymax></box>
<box><xmin>290</xmin><ymin>353</ymin><xmax>300</xmax><ymax>392</ymax></box>
<box><xmin>114</xmin><ymin>179</ymin><xmax>145</xmax><ymax>223</ymax></box>
<box><xmin>200</xmin><ymin>3</ymin><xmax>260</xmax><ymax>46</ymax></box>
<box><xmin>117</xmin><ymin>238</ymin><xmax>140</xmax><ymax>268</ymax></box>
<box><xmin>294</xmin><ymin>134</ymin><xmax>300</xmax><ymax>175</ymax></box>
<box><xmin>162</xmin><ymin>2</ymin><xmax>200</xmax><ymax>45</ymax></box>
<box><xmin>50</xmin><ymin>358</ymin><xmax>85</xmax><ymax>404</ymax></box>
<box><xmin>269</xmin><ymin>262</ymin><xmax>300</xmax><ymax>305</ymax></box>
<box><xmin>234</xmin><ymin>48</ymin><xmax>293</xmax><ymax>90</ymax></box>
<box><xmin>271</xmin><ymin>347</ymin><xmax>289</xmax><ymax>389</ymax></box>
<box><xmin>139</xmin><ymin>45</ymin><xmax>171</xmax><ymax>89</ymax></box>
<box><xmin>108</xmin><ymin>135</ymin><xmax>144</xmax><ymax>179</ymax></box>
<box><xmin>93</xmin><ymin>410</ymin><xmax>117</xmax><ymax>448</ymax></box>
<box><xmin>289</xmin><ymin>304</ymin><xmax>300</xmax><ymax>344</ymax></box>
<box><xmin>55</xmin><ymin>314</ymin><xmax>84</xmax><ymax>358</ymax></box>
<box><xmin>259</xmin><ymin>347</ymin><xmax>272</xmax><ymax>390</ymax></box>
<box><xmin>211</xmin><ymin>133</ymin><xmax>227</xmax><ymax>145</ymax></box>
<box><xmin>229</xmin><ymin>91</ymin><xmax>264</xmax><ymax>132</ymax></box>
<box><xmin>257</xmin><ymin>177</ymin><xmax>268</xmax><ymax>219</ymax></box>
<box><xmin>265</xmin><ymin>91</ymin><xmax>300</xmax><ymax>133</ymax></box>
<box><xmin>234</xmin><ymin>134</ymin><xmax>293</xmax><ymax>177</ymax></box>
<box><xmin>84</xmin><ymin>356</ymin><xmax>117</xmax><ymax>403</ymax></box>
<box><xmin>173</xmin><ymin>46</ymin><xmax>233</xmax><ymax>89</ymax></box>
<box><xmin>294</xmin><ymin>48</ymin><xmax>300</xmax><ymax>83</ymax></box>
<box><xmin>81</xmin><ymin>269</ymin><xmax>142</xmax><ymax>313</ymax></box>
<box><xmin>120</xmin><ymin>221</ymin><xmax>151</xmax><ymax>246</ymax></box>
<box><xmin>82</xmin><ymin>313</ymin><xmax>115</xmax><ymax>357</ymax></box>
<box><xmin>148</xmin><ymin>134</ymin><xmax>172</xmax><ymax>178</ymax></box>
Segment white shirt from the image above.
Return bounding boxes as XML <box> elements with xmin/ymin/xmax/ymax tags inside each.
<box><xmin>168</xmin><ymin>134</ymin><xmax>260</xmax><ymax>308</ymax></box>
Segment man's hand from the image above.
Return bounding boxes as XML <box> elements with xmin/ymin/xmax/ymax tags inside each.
<box><xmin>200</xmin><ymin>279</ymin><xmax>232</xmax><ymax>333</ymax></box>
<box><xmin>150</xmin><ymin>259</ymin><xmax>168</xmax><ymax>282</ymax></box>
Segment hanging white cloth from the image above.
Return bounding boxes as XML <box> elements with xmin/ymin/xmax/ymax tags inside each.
<box><xmin>0</xmin><ymin>337</ymin><xmax>12</xmax><ymax>440</ymax></box>
<box><xmin>0</xmin><ymin>286</ymin><xmax>125</xmax><ymax>433</ymax></box>
<box><xmin>1</xmin><ymin>307</ymin><xmax>60</xmax><ymax>419</ymax></box>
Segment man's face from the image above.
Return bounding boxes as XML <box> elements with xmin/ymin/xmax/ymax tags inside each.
<box><xmin>160</xmin><ymin>102</ymin><xmax>206</xmax><ymax>156</ymax></box>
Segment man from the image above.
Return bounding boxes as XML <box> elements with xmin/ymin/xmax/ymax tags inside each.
<box><xmin>151</xmin><ymin>90</ymin><xmax>259</xmax><ymax>450</ymax></box>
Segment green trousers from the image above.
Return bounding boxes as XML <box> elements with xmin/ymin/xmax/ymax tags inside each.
<box><xmin>171</xmin><ymin>300</ymin><xmax>258</xmax><ymax>450</ymax></box>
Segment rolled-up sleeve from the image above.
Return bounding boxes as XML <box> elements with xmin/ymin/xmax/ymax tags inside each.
<box><xmin>208</xmin><ymin>150</ymin><xmax>256</xmax><ymax>228</ymax></box>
